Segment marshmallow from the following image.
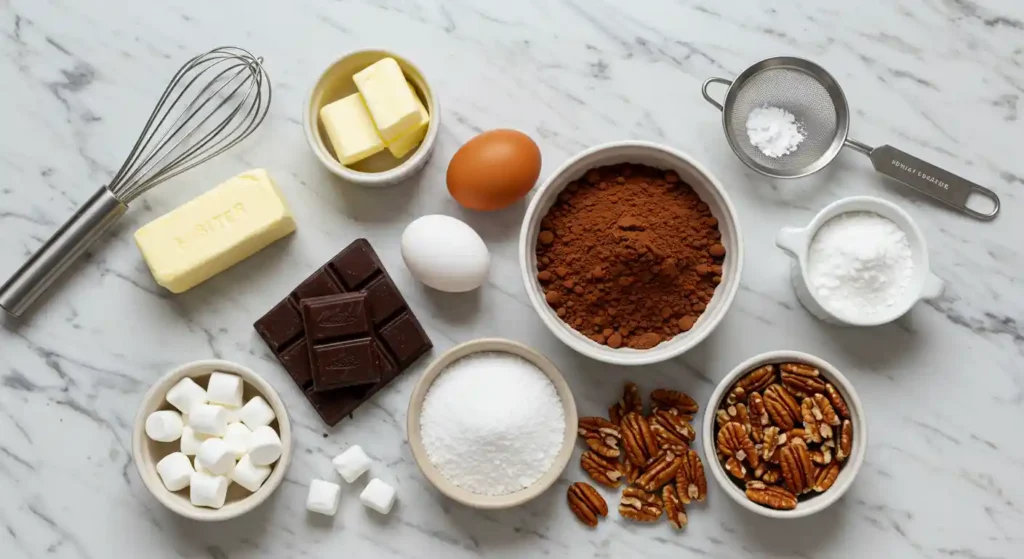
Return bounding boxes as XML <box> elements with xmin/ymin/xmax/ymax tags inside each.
<box><xmin>230</xmin><ymin>454</ymin><xmax>272</xmax><ymax>492</ymax></box>
<box><xmin>332</xmin><ymin>445</ymin><xmax>372</xmax><ymax>483</ymax></box>
<box><xmin>248</xmin><ymin>425</ymin><xmax>282</xmax><ymax>466</ymax></box>
<box><xmin>239</xmin><ymin>396</ymin><xmax>276</xmax><ymax>430</ymax></box>
<box><xmin>156</xmin><ymin>451</ymin><xmax>194</xmax><ymax>491</ymax></box>
<box><xmin>145</xmin><ymin>410</ymin><xmax>184</xmax><ymax>442</ymax></box>
<box><xmin>196</xmin><ymin>438</ymin><xmax>236</xmax><ymax>475</ymax></box>
<box><xmin>206</xmin><ymin>372</ymin><xmax>243</xmax><ymax>408</ymax></box>
<box><xmin>223</xmin><ymin>422</ymin><xmax>252</xmax><ymax>459</ymax></box>
<box><xmin>180</xmin><ymin>426</ymin><xmax>210</xmax><ymax>455</ymax></box>
<box><xmin>190</xmin><ymin>472</ymin><xmax>229</xmax><ymax>509</ymax></box>
<box><xmin>360</xmin><ymin>478</ymin><xmax>396</xmax><ymax>514</ymax></box>
<box><xmin>166</xmin><ymin>377</ymin><xmax>207</xmax><ymax>415</ymax></box>
<box><xmin>189</xmin><ymin>404</ymin><xmax>228</xmax><ymax>436</ymax></box>
<box><xmin>195</xmin><ymin>454</ymin><xmax>233</xmax><ymax>476</ymax></box>
<box><xmin>306</xmin><ymin>479</ymin><xmax>341</xmax><ymax>516</ymax></box>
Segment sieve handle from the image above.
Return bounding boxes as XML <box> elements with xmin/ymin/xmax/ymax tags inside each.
<box><xmin>701</xmin><ymin>78</ymin><xmax>733</xmax><ymax>111</ymax></box>
<box><xmin>856</xmin><ymin>143</ymin><xmax>1000</xmax><ymax>221</ymax></box>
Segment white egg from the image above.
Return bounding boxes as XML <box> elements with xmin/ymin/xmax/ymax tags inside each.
<box><xmin>401</xmin><ymin>215</ymin><xmax>490</xmax><ymax>292</ymax></box>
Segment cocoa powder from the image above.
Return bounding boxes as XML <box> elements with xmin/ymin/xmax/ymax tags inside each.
<box><xmin>535</xmin><ymin>163</ymin><xmax>725</xmax><ymax>350</ymax></box>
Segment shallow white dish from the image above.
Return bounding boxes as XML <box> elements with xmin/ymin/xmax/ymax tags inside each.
<box><xmin>701</xmin><ymin>350</ymin><xmax>867</xmax><ymax>519</ymax></box>
<box><xmin>131</xmin><ymin>360</ymin><xmax>292</xmax><ymax>521</ymax></box>
<box><xmin>518</xmin><ymin>141</ymin><xmax>743</xmax><ymax>366</ymax></box>
<box><xmin>776</xmin><ymin>195</ymin><xmax>944</xmax><ymax>326</ymax></box>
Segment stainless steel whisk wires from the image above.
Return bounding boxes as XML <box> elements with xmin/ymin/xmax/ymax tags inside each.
<box><xmin>0</xmin><ymin>46</ymin><xmax>271</xmax><ymax>318</ymax></box>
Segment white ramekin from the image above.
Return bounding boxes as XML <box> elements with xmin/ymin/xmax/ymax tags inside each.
<box><xmin>702</xmin><ymin>350</ymin><xmax>867</xmax><ymax>519</ymax></box>
<box><xmin>776</xmin><ymin>195</ymin><xmax>944</xmax><ymax>326</ymax></box>
<box><xmin>518</xmin><ymin>141</ymin><xmax>743</xmax><ymax>366</ymax></box>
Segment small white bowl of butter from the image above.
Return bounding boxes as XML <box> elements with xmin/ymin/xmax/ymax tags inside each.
<box><xmin>304</xmin><ymin>49</ymin><xmax>440</xmax><ymax>187</ymax></box>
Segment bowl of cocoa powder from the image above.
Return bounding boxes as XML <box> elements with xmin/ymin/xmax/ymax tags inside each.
<box><xmin>519</xmin><ymin>141</ymin><xmax>742</xmax><ymax>365</ymax></box>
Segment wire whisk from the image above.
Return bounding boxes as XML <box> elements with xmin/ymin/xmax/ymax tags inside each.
<box><xmin>0</xmin><ymin>46</ymin><xmax>271</xmax><ymax>317</ymax></box>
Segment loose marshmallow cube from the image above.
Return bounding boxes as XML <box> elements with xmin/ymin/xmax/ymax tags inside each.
<box><xmin>189</xmin><ymin>404</ymin><xmax>228</xmax><ymax>436</ymax></box>
<box><xmin>360</xmin><ymin>478</ymin><xmax>396</xmax><ymax>514</ymax></box>
<box><xmin>166</xmin><ymin>377</ymin><xmax>207</xmax><ymax>415</ymax></box>
<box><xmin>180</xmin><ymin>426</ymin><xmax>210</xmax><ymax>455</ymax></box>
<box><xmin>156</xmin><ymin>452</ymin><xmax>194</xmax><ymax>491</ymax></box>
<box><xmin>145</xmin><ymin>410</ymin><xmax>184</xmax><ymax>442</ymax></box>
<box><xmin>306</xmin><ymin>479</ymin><xmax>341</xmax><ymax>516</ymax></box>
<box><xmin>239</xmin><ymin>396</ymin><xmax>276</xmax><ymax>430</ymax></box>
<box><xmin>223</xmin><ymin>422</ymin><xmax>252</xmax><ymax>459</ymax></box>
<box><xmin>196</xmin><ymin>438</ymin><xmax>236</xmax><ymax>475</ymax></box>
<box><xmin>206</xmin><ymin>372</ymin><xmax>243</xmax><ymax>408</ymax></box>
<box><xmin>230</xmin><ymin>454</ymin><xmax>272</xmax><ymax>492</ymax></box>
<box><xmin>332</xmin><ymin>445</ymin><xmax>372</xmax><ymax>483</ymax></box>
<box><xmin>190</xmin><ymin>472</ymin><xmax>229</xmax><ymax>508</ymax></box>
<box><xmin>248</xmin><ymin>425</ymin><xmax>282</xmax><ymax>466</ymax></box>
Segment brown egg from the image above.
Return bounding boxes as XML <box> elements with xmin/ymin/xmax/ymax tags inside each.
<box><xmin>446</xmin><ymin>129</ymin><xmax>541</xmax><ymax>211</ymax></box>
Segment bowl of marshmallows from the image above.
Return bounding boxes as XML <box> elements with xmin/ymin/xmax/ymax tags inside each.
<box><xmin>131</xmin><ymin>360</ymin><xmax>291</xmax><ymax>521</ymax></box>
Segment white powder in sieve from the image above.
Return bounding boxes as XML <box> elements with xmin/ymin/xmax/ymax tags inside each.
<box><xmin>419</xmin><ymin>352</ymin><xmax>565</xmax><ymax>496</ymax></box>
<box><xmin>746</xmin><ymin>105</ymin><xmax>805</xmax><ymax>158</ymax></box>
<box><xmin>807</xmin><ymin>211</ymin><xmax>914</xmax><ymax>320</ymax></box>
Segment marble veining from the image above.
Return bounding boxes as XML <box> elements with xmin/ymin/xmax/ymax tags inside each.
<box><xmin>1</xmin><ymin>0</ymin><xmax>1022</xmax><ymax>557</ymax></box>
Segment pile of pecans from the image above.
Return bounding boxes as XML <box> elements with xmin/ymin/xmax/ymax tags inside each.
<box><xmin>714</xmin><ymin>362</ymin><xmax>854</xmax><ymax>510</ymax></box>
<box><xmin>567</xmin><ymin>382</ymin><xmax>707</xmax><ymax>529</ymax></box>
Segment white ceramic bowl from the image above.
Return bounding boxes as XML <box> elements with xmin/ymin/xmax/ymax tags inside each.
<box><xmin>406</xmin><ymin>338</ymin><xmax>578</xmax><ymax>509</ymax></box>
<box><xmin>132</xmin><ymin>360</ymin><xmax>292</xmax><ymax>521</ymax></box>
<box><xmin>518</xmin><ymin>141</ymin><xmax>743</xmax><ymax>365</ymax></box>
<box><xmin>304</xmin><ymin>48</ymin><xmax>440</xmax><ymax>187</ymax></box>
<box><xmin>776</xmin><ymin>195</ymin><xmax>944</xmax><ymax>326</ymax></box>
<box><xmin>701</xmin><ymin>350</ymin><xmax>867</xmax><ymax>519</ymax></box>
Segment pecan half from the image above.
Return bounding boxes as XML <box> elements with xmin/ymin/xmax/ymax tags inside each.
<box><xmin>663</xmin><ymin>484</ymin><xmax>688</xmax><ymax>529</ymax></box>
<box><xmin>568</xmin><ymin>482</ymin><xmax>607</xmax><ymax>527</ymax></box>
<box><xmin>813</xmin><ymin>393</ymin><xmax>841</xmax><ymax>427</ymax></box>
<box><xmin>732</xmin><ymin>403</ymin><xmax>752</xmax><ymax>437</ymax></box>
<box><xmin>781</xmin><ymin>363</ymin><xmax>826</xmax><ymax>396</ymax></box>
<box><xmin>779</xmin><ymin>438</ymin><xmax>814</xmax><ymax>495</ymax></box>
<box><xmin>578</xmin><ymin>417</ymin><xmax>621</xmax><ymax>458</ymax></box>
<box><xmin>581</xmin><ymin>451</ymin><xmax>622</xmax><ymax>488</ymax></box>
<box><xmin>725</xmin><ymin>456</ymin><xmax>747</xmax><ymax>480</ymax></box>
<box><xmin>825</xmin><ymin>383</ymin><xmax>851</xmax><ymax>419</ymax></box>
<box><xmin>736</xmin><ymin>364</ymin><xmax>776</xmax><ymax>393</ymax></box>
<box><xmin>622</xmin><ymin>456</ymin><xmax>641</xmax><ymax>485</ymax></box>
<box><xmin>814</xmin><ymin>462</ymin><xmax>840</xmax><ymax>492</ymax></box>
<box><xmin>801</xmin><ymin>398</ymin><xmax>824</xmax><ymax>444</ymax></box>
<box><xmin>619</xmin><ymin>487</ymin><xmax>663</xmax><ymax>522</ymax></box>
<box><xmin>650</xmin><ymin>409</ymin><xmax>696</xmax><ymax>449</ymax></box>
<box><xmin>745</xmin><ymin>481</ymin><xmax>798</xmax><ymax>510</ymax></box>
<box><xmin>760</xmin><ymin>426</ymin><xmax>783</xmax><ymax>462</ymax></box>
<box><xmin>726</xmin><ymin>385</ymin><xmax>746</xmax><ymax>406</ymax></box>
<box><xmin>621</xmin><ymin>412</ymin><xmax>658</xmax><ymax>466</ymax></box>
<box><xmin>650</xmin><ymin>389</ymin><xmax>699</xmax><ymax>417</ymax></box>
<box><xmin>763</xmin><ymin>384</ymin><xmax>801</xmax><ymax>431</ymax></box>
<box><xmin>810</xmin><ymin>447</ymin><xmax>832</xmax><ymax>465</ymax></box>
<box><xmin>637</xmin><ymin>451</ymin><xmax>682</xmax><ymax>492</ymax></box>
<box><xmin>609</xmin><ymin>381</ymin><xmax>643</xmax><ymax>424</ymax></box>
<box><xmin>676</xmin><ymin>448</ymin><xmax>707</xmax><ymax>503</ymax></box>
<box><xmin>717</xmin><ymin>421</ymin><xmax>760</xmax><ymax>467</ymax></box>
<box><xmin>748</xmin><ymin>392</ymin><xmax>769</xmax><ymax>442</ymax></box>
<box><xmin>837</xmin><ymin>419</ymin><xmax>853</xmax><ymax>462</ymax></box>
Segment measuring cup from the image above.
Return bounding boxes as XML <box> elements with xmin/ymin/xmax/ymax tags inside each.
<box><xmin>775</xmin><ymin>196</ymin><xmax>945</xmax><ymax>326</ymax></box>
<box><xmin>702</xmin><ymin>57</ymin><xmax>1000</xmax><ymax>220</ymax></box>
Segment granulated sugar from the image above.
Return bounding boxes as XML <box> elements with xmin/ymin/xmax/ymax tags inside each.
<box><xmin>419</xmin><ymin>352</ymin><xmax>565</xmax><ymax>495</ymax></box>
<box><xmin>746</xmin><ymin>105</ymin><xmax>805</xmax><ymax>158</ymax></box>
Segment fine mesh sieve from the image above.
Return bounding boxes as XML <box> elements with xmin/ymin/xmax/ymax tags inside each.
<box><xmin>702</xmin><ymin>57</ymin><xmax>1000</xmax><ymax>220</ymax></box>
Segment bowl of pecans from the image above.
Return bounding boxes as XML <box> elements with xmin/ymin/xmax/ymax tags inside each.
<box><xmin>701</xmin><ymin>351</ymin><xmax>866</xmax><ymax>518</ymax></box>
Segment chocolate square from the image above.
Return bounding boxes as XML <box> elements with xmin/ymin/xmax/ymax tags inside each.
<box><xmin>328</xmin><ymin>240</ymin><xmax>380</xmax><ymax>289</ymax></box>
<box><xmin>363</xmin><ymin>274</ymin><xmax>404</xmax><ymax>325</ymax></box>
<box><xmin>254</xmin><ymin>301</ymin><xmax>303</xmax><ymax>352</ymax></box>
<box><xmin>300</xmin><ymin>293</ymin><xmax>379</xmax><ymax>390</ymax></box>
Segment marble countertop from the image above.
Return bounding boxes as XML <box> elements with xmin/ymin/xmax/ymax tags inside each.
<box><xmin>2</xmin><ymin>0</ymin><xmax>1022</xmax><ymax>557</ymax></box>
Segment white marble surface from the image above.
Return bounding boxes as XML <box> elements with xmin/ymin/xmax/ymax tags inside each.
<box><xmin>1</xmin><ymin>0</ymin><xmax>1022</xmax><ymax>557</ymax></box>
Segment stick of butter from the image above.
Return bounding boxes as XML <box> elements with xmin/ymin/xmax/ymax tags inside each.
<box><xmin>320</xmin><ymin>93</ymin><xmax>386</xmax><ymax>165</ymax></box>
<box><xmin>353</xmin><ymin>58</ymin><xmax>421</xmax><ymax>143</ymax></box>
<box><xmin>134</xmin><ymin>169</ymin><xmax>296</xmax><ymax>294</ymax></box>
<box><xmin>385</xmin><ymin>86</ymin><xmax>429</xmax><ymax>159</ymax></box>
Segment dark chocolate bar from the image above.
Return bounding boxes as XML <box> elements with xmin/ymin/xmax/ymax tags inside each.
<box><xmin>301</xmin><ymin>293</ymin><xmax>379</xmax><ymax>391</ymax></box>
<box><xmin>254</xmin><ymin>239</ymin><xmax>432</xmax><ymax>426</ymax></box>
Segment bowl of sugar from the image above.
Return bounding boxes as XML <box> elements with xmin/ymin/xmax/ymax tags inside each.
<box><xmin>406</xmin><ymin>338</ymin><xmax>578</xmax><ymax>509</ymax></box>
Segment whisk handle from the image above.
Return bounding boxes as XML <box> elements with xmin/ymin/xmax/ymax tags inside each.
<box><xmin>0</xmin><ymin>187</ymin><xmax>127</xmax><ymax>318</ymax></box>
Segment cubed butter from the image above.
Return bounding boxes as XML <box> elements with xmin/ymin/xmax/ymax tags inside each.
<box><xmin>134</xmin><ymin>169</ymin><xmax>296</xmax><ymax>293</ymax></box>
<box><xmin>353</xmin><ymin>58</ymin><xmax>421</xmax><ymax>142</ymax></box>
<box><xmin>385</xmin><ymin>85</ymin><xmax>429</xmax><ymax>159</ymax></box>
<box><xmin>319</xmin><ymin>93</ymin><xmax>386</xmax><ymax>165</ymax></box>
